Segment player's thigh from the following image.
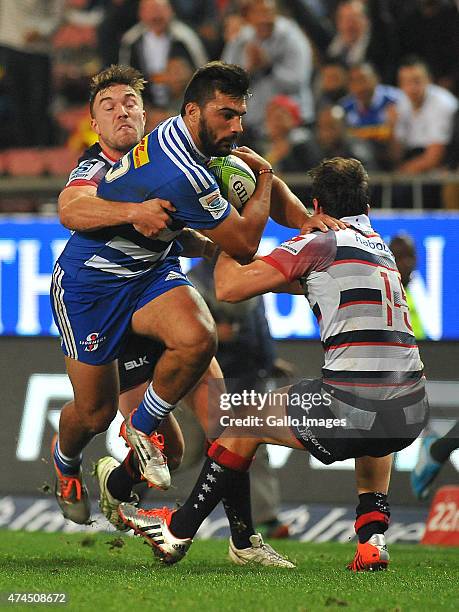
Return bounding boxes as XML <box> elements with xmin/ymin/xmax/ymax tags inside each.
<box><xmin>131</xmin><ymin>285</ymin><xmax>216</xmax><ymax>348</ymax></box>
<box><xmin>64</xmin><ymin>356</ymin><xmax>119</xmax><ymax>411</ymax></box>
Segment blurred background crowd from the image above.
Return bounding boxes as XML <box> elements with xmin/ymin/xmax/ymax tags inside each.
<box><xmin>0</xmin><ymin>0</ymin><xmax>458</xmax><ymax>210</ymax></box>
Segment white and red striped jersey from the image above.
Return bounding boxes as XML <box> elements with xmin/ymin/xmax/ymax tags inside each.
<box><xmin>263</xmin><ymin>214</ymin><xmax>424</xmax><ymax>401</ymax></box>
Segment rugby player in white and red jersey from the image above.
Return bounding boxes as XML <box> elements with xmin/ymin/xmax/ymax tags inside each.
<box><xmin>119</xmin><ymin>157</ymin><xmax>429</xmax><ymax>572</ymax></box>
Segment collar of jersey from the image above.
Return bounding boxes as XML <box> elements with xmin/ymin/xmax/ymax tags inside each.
<box><xmin>340</xmin><ymin>213</ymin><xmax>371</xmax><ymax>229</ymax></box>
<box><xmin>175</xmin><ymin>115</ymin><xmax>209</xmax><ymax>163</ymax></box>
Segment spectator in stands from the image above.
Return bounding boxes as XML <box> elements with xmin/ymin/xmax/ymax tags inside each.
<box><xmin>222</xmin><ymin>0</ymin><xmax>314</xmax><ymax>144</ymax></box>
<box><xmin>315</xmin><ymin>59</ymin><xmax>349</xmax><ymax>110</ymax></box>
<box><xmin>119</xmin><ymin>0</ymin><xmax>208</xmax><ymax>108</ymax></box>
<box><xmin>442</xmin><ymin>109</ymin><xmax>459</xmax><ymax>209</ymax></box>
<box><xmin>394</xmin><ymin>57</ymin><xmax>458</xmax><ymax>175</ymax></box>
<box><xmin>0</xmin><ymin>0</ymin><xmax>65</xmax><ymax>147</ymax></box>
<box><xmin>398</xmin><ymin>0</ymin><xmax>459</xmax><ymax>96</ymax></box>
<box><xmin>263</xmin><ymin>95</ymin><xmax>312</xmax><ymax>173</ymax></box>
<box><xmin>170</xmin><ymin>0</ymin><xmax>221</xmax><ymax>59</ymax></box>
<box><xmin>340</xmin><ymin>63</ymin><xmax>402</xmax><ymax>169</ymax></box>
<box><xmin>302</xmin><ymin>105</ymin><xmax>377</xmax><ymax>171</ymax></box>
<box><xmin>327</xmin><ymin>0</ymin><xmax>398</xmax><ymax>84</ymax></box>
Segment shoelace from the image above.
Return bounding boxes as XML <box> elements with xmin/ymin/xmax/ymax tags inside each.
<box><xmin>259</xmin><ymin>543</ymin><xmax>289</xmax><ymax>563</ymax></box>
<box><xmin>59</xmin><ymin>474</ymin><xmax>82</xmax><ymax>501</ymax></box>
<box><xmin>148</xmin><ymin>432</ymin><xmax>165</xmax><ymax>451</ymax></box>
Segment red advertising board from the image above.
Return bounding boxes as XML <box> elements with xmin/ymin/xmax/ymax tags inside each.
<box><xmin>421</xmin><ymin>486</ymin><xmax>459</xmax><ymax>546</ymax></box>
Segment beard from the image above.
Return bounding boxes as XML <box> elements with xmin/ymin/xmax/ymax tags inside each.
<box><xmin>198</xmin><ymin>117</ymin><xmax>238</xmax><ymax>157</ymax></box>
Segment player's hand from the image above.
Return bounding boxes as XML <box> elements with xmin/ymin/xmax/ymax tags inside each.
<box><xmin>232</xmin><ymin>146</ymin><xmax>272</xmax><ymax>174</ymax></box>
<box><xmin>300</xmin><ymin>214</ymin><xmax>348</xmax><ymax>234</ymax></box>
<box><xmin>132</xmin><ymin>198</ymin><xmax>175</xmax><ymax>238</ymax></box>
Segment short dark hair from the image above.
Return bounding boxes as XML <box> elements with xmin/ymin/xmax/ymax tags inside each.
<box><xmin>89</xmin><ymin>64</ymin><xmax>145</xmax><ymax>116</ymax></box>
<box><xmin>180</xmin><ymin>61</ymin><xmax>250</xmax><ymax>115</ymax></box>
<box><xmin>398</xmin><ymin>55</ymin><xmax>431</xmax><ymax>77</ymax></box>
<box><xmin>309</xmin><ymin>157</ymin><xmax>370</xmax><ymax>217</ymax></box>
<box><xmin>336</xmin><ymin>0</ymin><xmax>368</xmax><ymax>17</ymax></box>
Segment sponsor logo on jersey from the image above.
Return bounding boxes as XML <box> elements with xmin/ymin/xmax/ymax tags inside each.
<box><xmin>66</xmin><ymin>159</ymin><xmax>105</xmax><ymax>185</ymax></box>
<box><xmin>199</xmin><ymin>189</ymin><xmax>228</xmax><ymax>220</ymax></box>
<box><xmin>278</xmin><ymin>234</ymin><xmax>317</xmax><ymax>256</ymax></box>
<box><xmin>133</xmin><ymin>135</ymin><xmax>150</xmax><ymax>169</ymax></box>
<box><xmin>80</xmin><ymin>331</ymin><xmax>106</xmax><ymax>352</ymax></box>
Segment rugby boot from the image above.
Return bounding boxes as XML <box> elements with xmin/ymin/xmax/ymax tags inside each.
<box><xmin>93</xmin><ymin>456</ymin><xmax>139</xmax><ymax>531</ymax></box>
<box><xmin>228</xmin><ymin>534</ymin><xmax>295</xmax><ymax>568</ymax></box>
<box><xmin>120</xmin><ymin>414</ymin><xmax>170</xmax><ymax>490</ymax></box>
<box><xmin>52</xmin><ymin>436</ymin><xmax>90</xmax><ymax>525</ymax></box>
<box><xmin>118</xmin><ymin>503</ymin><xmax>191</xmax><ymax>565</ymax></box>
<box><xmin>347</xmin><ymin>533</ymin><xmax>389</xmax><ymax>572</ymax></box>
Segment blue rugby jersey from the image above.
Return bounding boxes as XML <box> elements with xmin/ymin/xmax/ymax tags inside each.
<box><xmin>340</xmin><ymin>85</ymin><xmax>403</xmax><ymax>142</ymax></box>
<box><xmin>57</xmin><ymin>115</ymin><xmax>230</xmax><ymax>284</ymax></box>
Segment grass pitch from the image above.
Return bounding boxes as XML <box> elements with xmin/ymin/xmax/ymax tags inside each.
<box><xmin>0</xmin><ymin>530</ymin><xmax>458</xmax><ymax>612</ymax></box>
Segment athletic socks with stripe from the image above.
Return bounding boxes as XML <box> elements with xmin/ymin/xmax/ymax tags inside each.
<box><xmin>169</xmin><ymin>443</ymin><xmax>254</xmax><ymax>546</ymax></box>
<box><xmin>131</xmin><ymin>385</ymin><xmax>175</xmax><ymax>434</ymax></box>
<box><xmin>355</xmin><ymin>492</ymin><xmax>390</xmax><ymax>543</ymax></box>
<box><xmin>53</xmin><ymin>438</ymin><xmax>82</xmax><ymax>476</ymax></box>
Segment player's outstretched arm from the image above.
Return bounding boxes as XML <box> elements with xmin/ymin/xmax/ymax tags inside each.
<box><xmin>58</xmin><ymin>185</ymin><xmax>175</xmax><ymax>237</ymax></box>
<box><xmin>214</xmin><ymin>252</ymin><xmax>287</xmax><ymax>303</ymax></box>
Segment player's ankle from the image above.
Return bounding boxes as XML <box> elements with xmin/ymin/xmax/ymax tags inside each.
<box><xmin>355</xmin><ymin>492</ymin><xmax>390</xmax><ymax>543</ymax></box>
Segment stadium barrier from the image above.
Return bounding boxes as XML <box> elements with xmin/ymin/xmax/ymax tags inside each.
<box><xmin>0</xmin><ymin>171</ymin><xmax>458</xmax><ymax>210</ymax></box>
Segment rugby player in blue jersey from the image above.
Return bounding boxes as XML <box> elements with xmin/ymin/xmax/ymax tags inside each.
<box><xmin>50</xmin><ymin>63</ymin><xmax>343</xmax><ymax>562</ymax></box>
<box><xmin>119</xmin><ymin>158</ymin><xmax>429</xmax><ymax>572</ymax></box>
<box><xmin>51</xmin><ymin>64</ymin><xmax>301</xmax><ymax>566</ymax></box>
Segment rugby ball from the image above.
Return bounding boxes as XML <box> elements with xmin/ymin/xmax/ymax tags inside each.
<box><xmin>208</xmin><ymin>154</ymin><xmax>256</xmax><ymax>210</ymax></box>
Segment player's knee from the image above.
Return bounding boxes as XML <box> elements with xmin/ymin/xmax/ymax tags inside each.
<box><xmin>76</xmin><ymin>400</ymin><xmax>117</xmax><ymax>434</ymax></box>
<box><xmin>179</xmin><ymin>320</ymin><xmax>217</xmax><ymax>362</ymax></box>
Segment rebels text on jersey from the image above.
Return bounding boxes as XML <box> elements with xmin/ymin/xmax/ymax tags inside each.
<box><xmin>262</xmin><ymin>214</ymin><xmax>425</xmax><ymax>402</ymax></box>
<box><xmin>57</xmin><ymin>115</ymin><xmax>231</xmax><ymax>285</ymax></box>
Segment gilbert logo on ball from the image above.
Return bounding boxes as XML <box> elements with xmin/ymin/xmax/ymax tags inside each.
<box><xmin>208</xmin><ymin>155</ymin><xmax>256</xmax><ymax>210</ymax></box>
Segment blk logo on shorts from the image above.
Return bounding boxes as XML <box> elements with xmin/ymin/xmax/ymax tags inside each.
<box><xmin>80</xmin><ymin>332</ymin><xmax>106</xmax><ymax>352</ymax></box>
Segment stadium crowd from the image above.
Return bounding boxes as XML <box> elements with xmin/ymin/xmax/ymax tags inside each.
<box><xmin>0</xmin><ymin>0</ymin><xmax>458</xmax><ymax>208</ymax></box>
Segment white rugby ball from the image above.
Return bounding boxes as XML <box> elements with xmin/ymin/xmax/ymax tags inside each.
<box><xmin>208</xmin><ymin>154</ymin><xmax>256</xmax><ymax>210</ymax></box>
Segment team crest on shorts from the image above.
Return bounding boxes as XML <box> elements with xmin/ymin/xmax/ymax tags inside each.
<box><xmin>80</xmin><ymin>332</ymin><xmax>106</xmax><ymax>352</ymax></box>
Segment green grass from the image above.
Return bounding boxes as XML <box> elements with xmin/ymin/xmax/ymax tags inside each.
<box><xmin>0</xmin><ymin>531</ymin><xmax>458</xmax><ymax>612</ymax></box>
